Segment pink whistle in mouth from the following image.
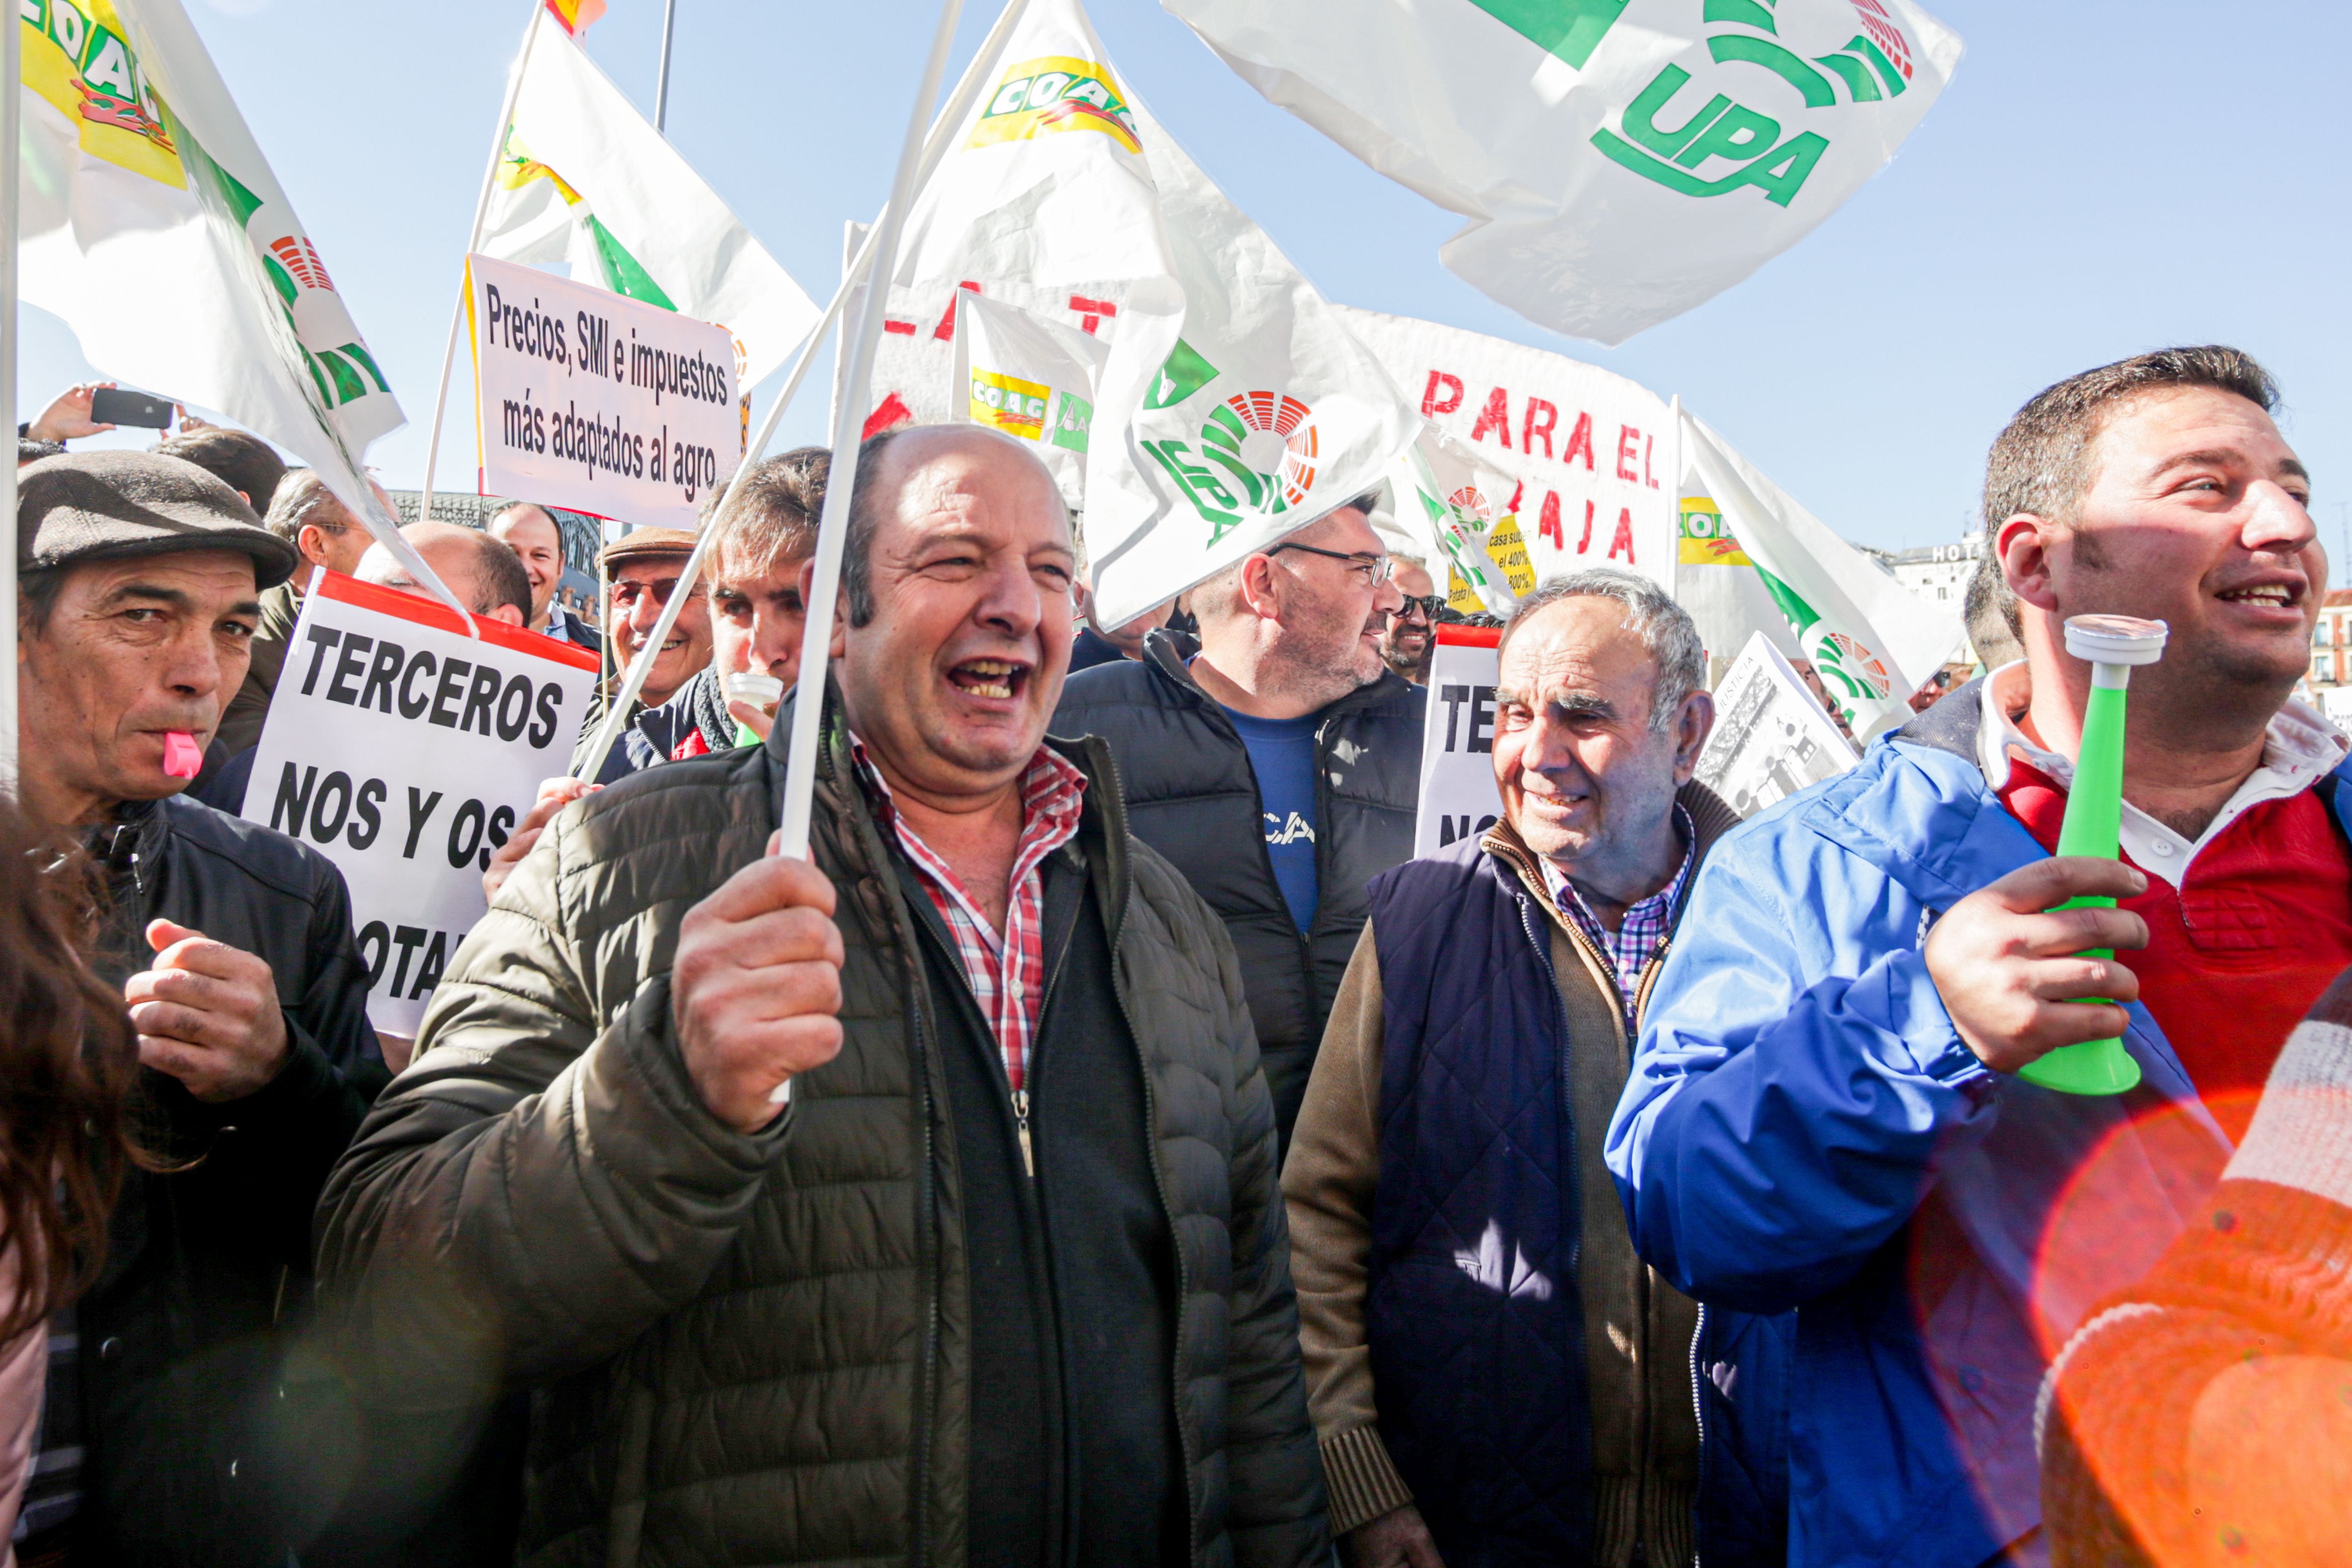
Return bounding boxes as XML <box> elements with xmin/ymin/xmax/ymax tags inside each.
<box><xmin>161</xmin><ymin>731</ymin><xmax>204</xmax><ymax>780</ymax></box>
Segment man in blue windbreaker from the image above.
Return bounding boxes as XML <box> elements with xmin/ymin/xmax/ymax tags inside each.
<box><xmin>1609</xmin><ymin>346</ymin><xmax>2341</xmax><ymax>1568</ymax></box>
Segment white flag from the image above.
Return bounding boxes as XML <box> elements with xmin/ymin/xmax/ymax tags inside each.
<box><xmin>866</xmin><ymin>0</ymin><xmax>1416</xmax><ymax>629</ymax></box>
<box><xmin>1388</xmin><ymin>423</ymin><xmax>1530</xmax><ymax>615</ymax></box>
<box><xmin>16</xmin><ymin>0</ymin><xmax>462</xmax><ymax>597</ymax></box>
<box><xmin>953</xmin><ymin>293</ymin><xmax>1107</xmax><ymax>512</ymax></box>
<box><xmin>1167</xmin><ymin>0</ymin><xmax>1963</xmax><ymax>344</ymax></box>
<box><xmin>480</xmin><ymin>18</ymin><xmax>818</xmax><ymax>389</ymax></box>
<box><xmin>1680</xmin><ymin>408</ymin><xmax>1957</xmax><ymax>739</ymax></box>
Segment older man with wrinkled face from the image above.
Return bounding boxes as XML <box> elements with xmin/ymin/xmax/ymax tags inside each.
<box><xmin>1284</xmin><ymin>569</ymin><xmax>1738</xmax><ymax>1568</ymax></box>
<box><xmin>321</xmin><ymin>424</ymin><xmax>1329</xmax><ymax>1568</ymax></box>
<box><xmin>13</xmin><ymin>451</ymin><xmax>383</xmax><ymax>1566</ymax></box>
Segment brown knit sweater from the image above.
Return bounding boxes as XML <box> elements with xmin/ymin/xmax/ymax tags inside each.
<box><xmin>2041</xmin><ymin>967</ymin><xmax>2352</xmax><ymax>1567</ymax></box>
<box><xmin>1283</xmin><ymin>787</ymin><xmax>1738</xmax><ymax>1566</ymax></box>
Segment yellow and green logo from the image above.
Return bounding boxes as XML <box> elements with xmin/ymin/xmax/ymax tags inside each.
<box><xmin>1677</xmin><ymin>496</ymin><xmax>1753</xmax><ymax>565</ymax></box>
<box><xmin>969</xmin><ymin>55</ymin><xmax>1140</xmax><ymax>155</ymax></box>
<box><xmin>21</xmin><ymin>0</ymin><xmax>183</xmax><ymax>186</ymax></box>
<box><xmin>970</xmin><ymin>368</ymin><xmax>1051</xmax><ymax>440</ymax></box>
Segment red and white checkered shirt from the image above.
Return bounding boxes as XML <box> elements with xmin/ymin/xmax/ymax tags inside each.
<box><xmin>852</xmin><ymin>738</ymin><xmax>1088</xmax><ymax>1091</ymax></box>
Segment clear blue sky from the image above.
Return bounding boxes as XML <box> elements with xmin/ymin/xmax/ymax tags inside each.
<box><xmin>21</xmin><ymin>0</ymin><xmax>2349</xmax><ymax>557</ymax></box>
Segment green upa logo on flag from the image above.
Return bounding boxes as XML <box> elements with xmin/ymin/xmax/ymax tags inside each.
<box><xmin>1472</xmin><ymin>0</ymin><xmax>1919</xmax><ymax>209</ymax></box>
<box><xmin>1137</xmin><ymin>339</ymin><xmax>1325</xmax><ymax>547</ymax></box>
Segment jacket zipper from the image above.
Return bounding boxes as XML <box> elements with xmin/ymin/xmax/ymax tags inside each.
<box><xmin>1095</xmin><ymin>739</ymin><xmax>1201</xmax><ymax>1565</ymax></box>
<box><xmin>1015</xmin><ymin>897</ymin><xmax>1081</xmax><ymax>1181</ymax></box>
<box><xmin>1689</xmin><ymin>1301</ymin><xmax>1707</xmax><ymax>1568</ymax></box>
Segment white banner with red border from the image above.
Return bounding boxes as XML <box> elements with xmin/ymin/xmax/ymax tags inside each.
<box><xmin>1413</xmin><ymin>623</ymin><xmax>1508</xmax><ymax>859</ymax></box>
<box><xmin>240</xmin><ymin>573</ymin><xmax>602</xmax><ymax>1037</ymax></box>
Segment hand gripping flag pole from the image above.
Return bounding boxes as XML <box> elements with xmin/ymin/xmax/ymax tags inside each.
<box><xmin>2018</xmin><ymin>614</ymin><xmax>2168</xmax><ymax>1096</ymax></box>
<box><xmin>569</xmin><ymin>0</ymin><xmax>1034</xmax><ymax>787</ymax></box>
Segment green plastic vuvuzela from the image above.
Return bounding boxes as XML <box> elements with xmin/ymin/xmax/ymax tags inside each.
<box><xmin>2018</xmin><ymin>616</ymin><xmax>2168</xmax><ymax>1096</ymax></box>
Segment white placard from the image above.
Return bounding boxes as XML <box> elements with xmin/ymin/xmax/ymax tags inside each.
<box><xmin>467</xmin><ymin>252</ymin><xmax>739</xmax><ymax>528</ymax></box>
<box><xmin>1414</xmin><ymin>624</ymin><xmax>1507</xmax><ymax>858</ymax></box>
<box><xmin>241</xmin><ymin>573</ymin><xmax>602</xmax><ymax>1036</ymax></box>
<box><xmin>1694</xmin><ymin>631</ymin><xmax>1860</xmax><ymax>819</ymax></box>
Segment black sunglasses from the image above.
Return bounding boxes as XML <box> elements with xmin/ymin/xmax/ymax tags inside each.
<box><xmin>1393</xmin><ymin>593</ymin><xmax>1446</xmax><ymax>621</ymax></box>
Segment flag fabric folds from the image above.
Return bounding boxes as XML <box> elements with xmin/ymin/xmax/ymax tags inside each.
<box><xmin>871</xmin><ymin>0</ymin><xmax>1418</xmax><ymax>629</ymax></box>
<box><xmin>479</xmin><ymin>17</ymin><xmax>818</xmax><ymax>390</ymax></box>
<box><xmin>1388</xmin><ymin>422</ymin><xmax>1531</xmax><ymax>615</ymax></box>
<box><xmin>15</xmin><ymin>0</ymin><xmax>451</xmax><ymax>592</ymax></box>
<box><xmin>953</xmin><ymin>292</ymin><xmax>1107</xmax><ymax>511</ymax></box>
<box><xmin>1165</xmin><ymin>0</ymin><xmax>1963</xmax><ymax>344</ymax></box>
<box><xmin>1679</xmin><ymin>407</ymin><xmax>1958</xmax><ymax>739</ymax></box>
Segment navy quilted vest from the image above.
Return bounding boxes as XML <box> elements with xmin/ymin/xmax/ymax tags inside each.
<box><xmin>1365</xmin><ymin>836</ymin><xmax>1591</xmax><ymax>1566</ymax></box>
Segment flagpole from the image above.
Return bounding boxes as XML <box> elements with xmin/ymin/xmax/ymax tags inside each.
<box><xmin>571</xmin><ymin>0</ymin><xmax>1033</xmax><ymax>787</ymax></box>
<box><xmin>414</xmin><ymin>0</ymin><xmax>547</xmax><ymax>566</ymax></box>
<box><xmin>777</xmin><ymin>0</ymin><xmax>969</xmax><ymax>866</ymax></box>
<box><xmin>0</xmin><ymin>3</ymin><xmax>21</xmax><ymax>794</ymax></box>
<box><xmin>1667</xmin><ymin>393</ymin><xmax>1682</xmax><ymax>609</ymax></box>
<box><xmin>653</xmin><ymin>0</ymin><xmax>679</xmax><ymax>132</ymax></box>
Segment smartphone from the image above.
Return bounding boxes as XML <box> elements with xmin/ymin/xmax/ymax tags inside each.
<box><xmin>89</xmin><ymin>388</ymin><xmax>176</xmax><ymax>429</ymax></box>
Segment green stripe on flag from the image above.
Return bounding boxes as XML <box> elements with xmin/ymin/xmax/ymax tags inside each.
<box><xmin>1467</xmin><ymin>0</ymin><xmax>1629</xmax><ymax>70</ymax></box>
<box><xmin>584</xmin><ymin>216</ymin><xmax>677</xmax><ymax>311</ymax></box>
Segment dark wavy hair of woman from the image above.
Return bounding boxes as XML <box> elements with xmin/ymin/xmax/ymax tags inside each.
<box><xmin>0</xmin><ymin>798</ymin><xmax>151</xmax><ymax>1345</ymax></box>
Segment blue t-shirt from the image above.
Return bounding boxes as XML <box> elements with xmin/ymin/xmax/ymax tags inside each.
<box><xmin>1225</xmin><ymin>707</ymin><xmax>1321</xmax><ymax>935</ymax></box>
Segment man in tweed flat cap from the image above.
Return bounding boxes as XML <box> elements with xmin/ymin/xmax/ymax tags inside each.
<box><xmin>13</xmin><ymin>450</ymin><xmax>386</xmax><ymax>1567</ymax></box>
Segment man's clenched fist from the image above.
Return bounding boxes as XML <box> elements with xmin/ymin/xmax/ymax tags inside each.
<box><xmin>1923</xmin><ymin>857</ymin><xmax>2150</xmax><ymax>1075</ymax></box>
<box><xmin>672</xmin><ymin>836</ymin><xmax>847</xmax><ymax>1132</ymax></box>
<box><xmin>125</xmin><ymin>920</ymin><xmax>292</xmax><ymax>1101</ymax></box>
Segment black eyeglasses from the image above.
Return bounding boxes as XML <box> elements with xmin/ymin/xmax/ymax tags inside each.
<box><xmin>1394</xmin><ymin>593</ymin><xmax>1446</xmax><ymax>621</ymax></box>
<box><xmin>1266</xmin><ymin>541</ymin><xmax>1394</xmax><ymax>586</ymax></box>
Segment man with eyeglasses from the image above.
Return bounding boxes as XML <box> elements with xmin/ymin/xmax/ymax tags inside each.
<box><xmin>1380</xmin><ymin>555</ymin><xmax>1441</xmax><ymax>685</ymax></box>
<box><xmin>574</xmin><ymin>527</ymin><xmax>716</xmax><ymax>780</ymax></box>
<box><xmin>1056</xmin><ymin>494</ymin><xmax>1423</xmax><ymax>1152</ymax></box>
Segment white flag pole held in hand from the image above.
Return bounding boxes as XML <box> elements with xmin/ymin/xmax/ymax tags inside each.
<box><xmin>412</xmin><ymin>0</ymin><xmax>547</xmax><ymax>629</ymax></box>
<box><xmin>569</xmin><ymin>0</ymin><xmax>1034</xmax><ymax>787</ymax></box>
<box><xmin>753</xmin><ymin>0</ymin><xmax>980</xmax><ymax>1108</ymax></box>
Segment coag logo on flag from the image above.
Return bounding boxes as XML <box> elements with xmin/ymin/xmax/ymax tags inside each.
<box><xmin>1678</xmin><ymin>495</ymin><xmax>1753</xmax><ymax>565</ymax></box>
<box><xmin>23</xmin><ymin>0</ymin><xmax>181</xmax><ymax>183</ymax></box>
<box><xmin>1583</xmin><ymin>0</ymin><xmax>1922</xmax><ymax>207</ymax></box>
<box><xmin>970</xmin><ymin>368</ymin><xmax>1051</xmax><ymax>439</ymax></box>
<box><xmin>969</xmin><ymin>55</ymin><xmax>1142</xmax><ymax>154</ymax></box>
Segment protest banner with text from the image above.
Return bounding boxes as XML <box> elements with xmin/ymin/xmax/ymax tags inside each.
<box><xmin>1339</xmin><ymin>306</ymin><xmax>1674</xmax><ymax>596</ymax></box>
<box><xmin>241</xmin><ymin>573</ymin><xmax>601</xmax><ymax>1036</ymax></box>
<box><xmin>468</xmin><ymin>252</ymin><xmax>739</xmax><ymax>528</ymax></box>
<box><xmin>1413</xmin><ymin>623</ymin><xmax>1507</xmax><ymax>858</ymax></box>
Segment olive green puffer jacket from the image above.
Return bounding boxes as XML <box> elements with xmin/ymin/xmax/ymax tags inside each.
<box><xmin>315</xmin><ymin>694</ymin><xmax>1327</xmax><ymax>1568</ymax></box>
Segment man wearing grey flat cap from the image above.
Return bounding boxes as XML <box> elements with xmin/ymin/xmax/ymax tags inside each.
<box><xmin>12</xmin><ymin>450</ymin><xmax>387</xmax><ymax>1568</ymax></box>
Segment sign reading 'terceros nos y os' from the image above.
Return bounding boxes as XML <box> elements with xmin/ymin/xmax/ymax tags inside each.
<box><xmin>467</xmin><ymin>252</ymin><xmax>738</xmax><ymax>528</ymax></box>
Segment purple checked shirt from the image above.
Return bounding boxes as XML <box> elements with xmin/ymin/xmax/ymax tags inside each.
<box><xmin>1536</xmin><ymin>804</ymin><xmax>1696</xmax><ymax>1028</ymax></box>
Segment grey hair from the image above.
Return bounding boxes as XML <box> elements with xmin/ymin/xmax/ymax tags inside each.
<box><xmin>260</xmin><ymin>469</ymin><xmax>353</xmax><ymax>547</ymax></box>
<box><xmin>1498</xmin><ymin>567</ymin><xmax>1706</xmax><ymax>732</ymax></box>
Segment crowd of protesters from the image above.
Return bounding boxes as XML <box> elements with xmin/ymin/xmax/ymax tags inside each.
<box><xmin>0</xmin><ymin>344</ymin><xmax>2344</xmax><ymax>1568</ymax></box>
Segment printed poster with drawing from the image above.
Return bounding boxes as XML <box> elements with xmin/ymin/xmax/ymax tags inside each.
<box><xmin>1694</xmin><ymin>630</ymin><xmax>1859</xmax><ymax>819</ymax></box>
